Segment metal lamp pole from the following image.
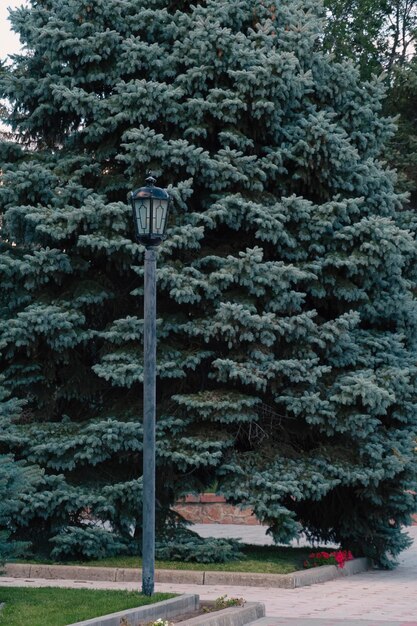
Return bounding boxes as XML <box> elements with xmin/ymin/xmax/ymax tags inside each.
<box><xmin>142</xmin><ymin>244</ymin><xmax>157</xmax><ymax>596</ymax></box>
<box><xmin>129</xmin><ymin>175</ymin><xmax>171</xmax><ymax>596</ymax></box>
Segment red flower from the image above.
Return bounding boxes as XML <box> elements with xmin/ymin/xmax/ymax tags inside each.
<box><xmin>303</xmin><ymin>549</ymin><xmax>354</xmax><ymax>569</ymax></box>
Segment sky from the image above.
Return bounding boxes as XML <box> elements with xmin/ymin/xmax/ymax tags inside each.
<box><xmin>0</xmin><ymin>0</ymin><xmax>27</xmax><ymax>62</ymax></box>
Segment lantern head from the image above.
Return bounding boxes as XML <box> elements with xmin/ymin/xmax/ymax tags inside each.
<box><xmin>130</xmin><ymin>175</ymin><xmax>171</xmax><ymax>247</ymax></box>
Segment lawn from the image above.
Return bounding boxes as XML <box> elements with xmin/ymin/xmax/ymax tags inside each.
<box><xmin>0</xmin><ymin>587</ymin><xmax>174</xmax><ymax>626</ymax></box>
<box><xmin>21</xmin><ymin>544</ymin><xmax>325</xmax><ymax>575</ymax></box>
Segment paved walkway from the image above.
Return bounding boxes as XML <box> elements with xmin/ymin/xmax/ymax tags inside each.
<box><xmin>191</xmin><ymin>524</ymin><xmax>417</xmax><ymax>624</ymax></box>
<box><xmin>0</xmin><ymin>525</ymin><xmax>416</xmax><ymax>625</ymax></box>
<box><xmin>192</xmin><ymin>523</ymin><xmax>338</xmax><ymax>547</ymax></box>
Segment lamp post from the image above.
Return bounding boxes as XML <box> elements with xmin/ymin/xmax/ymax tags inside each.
<box><xmin>129</xmin><ymin>174</ymin><xmax>171</xmax><ymax>596</ymax></box>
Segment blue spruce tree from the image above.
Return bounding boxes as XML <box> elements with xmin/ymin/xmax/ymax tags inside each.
<box><xmin>0</xmin><ymin>379</ymin><xmax>41</xmax><ymax>563</ymax></box>
<box><xmin>0</xmin><ymin>0</ymin><xmax>416</xmax><ymax>566</ymax></box>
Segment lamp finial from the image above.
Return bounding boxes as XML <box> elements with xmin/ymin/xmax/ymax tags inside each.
<box><xmin>146</xmin><ymin>172</ymin><xmax>156</xmax><ymax>187</ymax></box>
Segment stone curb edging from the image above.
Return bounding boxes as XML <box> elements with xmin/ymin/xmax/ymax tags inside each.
<box><xmin>4</xmin><ymin>557</ymin><xmax>370</xmax><ymax>589</ymax></box>
<box><xmin>68</xmin><ymin>594</ymin><xmax>199</xmax><ymax>626</ymax></box>
<box><xmin>292</xmin><ymin>557</ymin><xmax>370</xmax><ymax>586</ymax></box>
<box><xmin>65</xmin><ymin>595</ymin><xmax>265</xmax><ymax>626</ymax></box>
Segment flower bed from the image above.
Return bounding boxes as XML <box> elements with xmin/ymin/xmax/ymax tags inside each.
<box><xmin>303</xmin><ymin>550</ymin><xmax>354</xmax><ymax>569</ymax></box>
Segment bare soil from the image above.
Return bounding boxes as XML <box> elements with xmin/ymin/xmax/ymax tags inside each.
<box><xmin>170</xmin><ymin>605</ymin><xmax>215</xmax><ymax>623</ymax></box>
<box><xmin>137</xmin><ymin>600</ymin><xmax>241</xmax><ymax>625</ymax></box>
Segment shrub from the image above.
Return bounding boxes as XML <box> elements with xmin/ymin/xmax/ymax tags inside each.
<box><xmin>155</xmin><ymin>537</ymin><xmax>242</xmax><ymax>563</ymax></box>
<box><xmin>50</xmin><ymin>526</ymin><xmax>131</xmax><ymax>560</ymax></box>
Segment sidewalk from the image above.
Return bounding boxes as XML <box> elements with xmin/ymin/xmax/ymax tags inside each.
<box><xmin>191</xmin><ymin>524</ymin><xmax>417</xmax><ymax>622</ymax></box>
<box><xmin>191</xmin><ymin>523</ymin><xmax>338</xmax><ymax>547</ymax></box>
<box><xmin>0</xmin><ymin>526</ymin><xmax>416</xmax><ymax>624</ymax></box>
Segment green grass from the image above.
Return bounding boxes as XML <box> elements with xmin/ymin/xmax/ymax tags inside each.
<box><xmin>20</xmin><ymin>544</ymin><xmax>321</xmax><ymax>575</ymax></box>
<box><xmin>0</xmin><ymin>587</ymin><xmax>174</xmax><ymax>626</ymax></box>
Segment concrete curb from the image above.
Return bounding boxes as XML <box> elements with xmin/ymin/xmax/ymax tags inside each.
<box><xmin>68</xmin><ymin>593</ymin><xmax>199</xmax><ymax>626</ymax></box>
<box><xmin>204</xmin><ymin>571</ymin><xmax>294</xmax><ymax>589</ymax></box>
<box><xmin>4</xmin><ymin>557</ymin><xmax>370</xmax><ymax>589</ymax></box>
<box><xmin>65</xmin><ymin>595</ymin><xmax>265</xmax><ymax>626</ymax></box>
<box><xmin>292</xmin><ymin>557</ymin><xmax>370</xmax><ymax>586</ymax></box>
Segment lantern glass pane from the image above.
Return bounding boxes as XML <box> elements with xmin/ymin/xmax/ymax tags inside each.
<box><xmin>153</xmin><ymin>199</ymin><xmax>168</xmax><ymax>235</ymax></box>
<box><xmin>135</xmin><ymin>198</ymin><xmax>150</xmax><ymax>235</ymax></box>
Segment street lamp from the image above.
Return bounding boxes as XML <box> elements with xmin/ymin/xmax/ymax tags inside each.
<box><xmin>129</xmin><ymin>174</ymin><xmax>171</xmax><ymax>596</ymax></box>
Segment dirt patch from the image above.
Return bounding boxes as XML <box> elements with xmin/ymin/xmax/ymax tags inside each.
<box><xmin>172</xmin><ymin>597</ymin><xmax>245</xmax><ymax>622</ymax></box>
<box><xmin>135</xmin><ymin>605</ymin><xmax>223</xmax><ymax>625</ymax></box>
<box><xmin>170</xmin><ymin>605</ymin><xmax>216</xmax><ymax>623</ymax></box>
<box><xmin>135</xmin><ymin>599</ymin><xmax>245</xmax><ymax>626</ymax></box>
